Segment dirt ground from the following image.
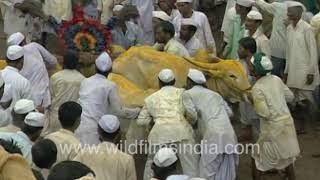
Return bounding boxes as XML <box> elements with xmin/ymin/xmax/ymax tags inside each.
<box><xmin>1</xmin><ymin>7</ymin><xmax>320</xmax><ymax>180</ymax></box>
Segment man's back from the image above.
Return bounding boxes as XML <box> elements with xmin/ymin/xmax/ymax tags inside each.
<box><xmin>45</xmin><ymin>129</ymin><xmax>80</xmax><ymax>165</ymax></box>
<box><xmin>79</xmin><ymin>74</ymin><xmax>115</xmax><ymax>122</ymax></box>
<box><xmin>138</xmin><ymin>86</ymin><xmax>194</xmax><ymax>144</ymax></box>
<box><xmin>253</xmin><ymin>74</ymin><xmax>294</xmax><ymax>121</ymax></box>
<box><xmin>183</xmin><ymin>86</ymin><xmax>234</xmax><ymax>136</ymax></box>
<box><xmin>50</xmin><ymin>70</ymin><xmax>85</xmax><ymax>112</ymax></box>
<box><xmin>42</xmin><ymin>69</ymin><xmax>85</xmax><ymax>135</ymax></box>
<box><xmin>74</xmin><ymin>142</ymin><xmax>137</xmax><ymax>180</ymax></box>
<box><xmin>21</xmin><ymin>42</ymin><xmax>57</xmax><ymax>107</ymax></box>
<box><xmin>1</xmin><ymin>66</ymin><xmax>32</xmax><ymax>102</ymax></box>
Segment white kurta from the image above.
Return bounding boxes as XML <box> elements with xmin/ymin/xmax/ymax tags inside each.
<box><xmin>1</xmin><ymin>0</ymin><xmax>29</xmax><ymax>36</ymax></box>
<box><xmin>310</xmin><ymin>12</ymin><xmax>320</xmax><ymax>55</ymax></box>
<box><xmin>251</xmin><ymin>74</ymin><xmax>300</xmax><ymax>171</ymax></box>
<box><xmin>164</xmin><ymin>39</ymin><xmax>190</xmax><ymax>57</ymax></box>
<box><xmin>128</xmin><ymin>0</ymin><xmax>154</xmax><ymax>45</ymax></box>
<box><xmin>173</xmin><ymin>11</ymin><xmax>216</xmax><ymax>51</ymax></box>
<box><xmin>244</xmin><ymin>29</ymin><xmax>271</xmax><ymax>57</ymax></box>
<box><xmin>221</xmin><ymin>7</ymin><xmax>237</xmax><ymax>43</ymax></box>
<box><xmin>42</xmin><ymin>0</ymin><xmax>73</xmax><ymax>22</ymax></box>
<box><xmin>74</xmin><ymin>142</ymin><xmax>137</xmax><ymax>180</ymax></box>
<box><xmin>97</xmin><ymin>0</ymin><xmax>113</xmax><ymax>24</ymax></box>
<box><xmin>285</xmin><ymin>19</ymin><xmax>320</xmax><ymax>90</ymax></box>
<box><xmin>42</xmin><ymin>69</ymin><xmax>85</xmax><ymax>136</ymax></box>
<box><xmin>182</xmin><ymin>85</ymin><xmax>238</xmax><ymax>180</ymax></box>
<box><xmin>137</xmin><ymin>86</ymin><xmax>198</xmax><ymax>180</ymax></box>
<box><xmin>76</xmin><ymin>74</ymin><xmax>139</xmax><ymax>145</ymax></box>
<box><xmin>255</xmin><ymin>0</ymin><xmax>288</xmax><ymax>59</ymax></box>
<box><xmin>20</xmin><ymin>42</ymin><xmax>57</xmax><ymax>108</ymax></box>
<box><xmin>0</xmin><ymin>66</ymin><xmax>33</xmax><ymax>104</ymax></box>
<box><xmin>180</xmin><ymin>35</ymin><xmax>204</xmax><ymax>57</ymax></box>
<box><xmin>45</xmin><ymin>129</ymin><xmax>81</xmax><ymax>165</ymax></box>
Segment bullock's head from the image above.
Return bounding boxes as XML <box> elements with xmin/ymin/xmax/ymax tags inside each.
<box><xmin>187</xmin><ymin>59</ymin><xmax>251</xmax><ymax>103</ymax></box>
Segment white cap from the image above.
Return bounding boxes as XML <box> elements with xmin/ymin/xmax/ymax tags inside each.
<box><xmin>158</xmin><ymin>69</ymin><xmax>175</xmax><ymax>83</ymax></box>
<box><xmin>287</xmin><ymin>1</ymin><xmax>305</xmax><ymax>8</ymax></box>
<box><xmin>153</xmin><ymin>11</ymin><xmax>171</xmax><ymax>22</ymax></box>
<box><xmin>7</xmin><ymin>45</ymin><xmax>24</xmax><ymax>61</ymax></box>
<box><xmin>95</xmin><ymin>52</ymin><xmax>112</xmax><ymax>72</ymax></box>
<box><xmin>181</xmin><ymin>18</ymin><xmax>197</xmax><ymax>28</ymax></box>
<box><xmin>7</xmin><ymin>32</ymin><xmax>25</xmax><ymax>46</ymax></box>
<box><xmin>176</xmin><ymin>0</ymin><xmax>193</xmax><ymax>3</ymax></box>
<box><xmin>236</xmin><ymin>0</ymin><xmax>254</xmax><ymax>7</ymax></box>
<box><xmin>98</xmin><ymin>115</ymin><xmax>120</xmax><ymax>133</ymax></box>
<box><xmin>113</xmin><ymin>5</ymin><xmax>124</xmax><ymax>12</ymax></box>
<box><xmin>250</xmin><ymin>56</ymin><xmax>273</xmax><ymax>70</ymax></box>
<box><xmin>24</xmin><ymin>112</ymin><xmax>45</xmax><ymax>127</ymax></box>
<box><xmin>188</xmin><ymin>69</ymin><xmax>206</xmax><ymax>84</ymax></box>
<box><xmin>260</xmin><ymin>56</ymin><xmax>273</xmax><ymax>70</ymax></box>
<box><xmin>166</xmin><ymin>175</ymin><xmax>189</xmax><ymax>180</ymax></box>
<box><xmin>0</xmin><ymin>73</ymin><xmax>4</xmax><ymax>87</ymax></box>
<box><xmin>153</xmin><ymin>147</ymin><xmax>178</xmax><ymax>167</ymax></box>
<box><xmin>14</xmin><ymin>99</ymin><xmax>35</xmax><ymax>114</ymax></box>
<box><xmin>0</xmin><ymin>84</ymin><xmax>12</xmax><ymax>103</ymax></box>
<box><xmin>247</xmin><ymin>10</ymin><xmax>263</xmax><ymax>20</ymax></box>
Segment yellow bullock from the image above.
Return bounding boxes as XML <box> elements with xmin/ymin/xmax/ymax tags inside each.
<box><xmin>0</xmin><ymin>46</ymin><xmax>251</xmax><ymax>107</ymax></box>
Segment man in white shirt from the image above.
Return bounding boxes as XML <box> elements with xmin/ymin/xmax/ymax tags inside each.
<box><xmin>7</xmin><ymin>32</ymin><xmax>58</xmax><ymax>111</ymax></box>
<box><xmin>137</xmin><ymin>69</ymin><xmax>198</xmax><ymax>180</ymax></box>
<box><xmin>285</xmin><ymin>2</ymin><xmax>320</xmax><ymax>134</ymax></box>
<box><xmin>1</xmin><ymin>45</ymin><xmax>32</xmax><ymax>105</ymax></box>
<box><xmin>182</xmin><ymin>69</ymin><xmax>238</xmax><ymax>180</ymax></box>
<box><xmin>111</xmin><ymin>5</ymin><xmax>144</xmax><ymax>50</ymax></box>
<box><xmin>173</xmin><ymin>0</ymin><xmax>216</xmax><ymax>53</ymax></box>
<box><xmin>76</xmin><ymin>52</ymin><xmax>140</xmax><ymax>145</ymax></box>
<box><xmin>244</xmin><ymin>10</ymin><xmax>271</xmax><ymax>57</ymax></box>
<box><xmin>154</xmin><ymin>21</ymin><xmax>190</xmax><ymax>57</ymax></box>
<box><xmin>128</xmin><ymin>0</ymin><xmax>154</xmax><ymax>45</ymax></box>
<box><xmin>42</xmin><ymin>51</ymin><xmax>85</xmax><ymax>136</ymax></box>
<box><xmin>74</xmin><ymin>115</ymin><xmax>137</xmax><ymax>180</ymax></box>
<box><xmin>157</xmin><ymin>0</ymin><xmax>180</xmax><ymax>21</ymax></box>
<box><xmin>45</xmin><ymin>102</ymin><xmax>82</xmax><ymax>165</ymax></box>
<box><xmin>250</xmin><ymin>54</ymin><xmax>300</xmax><ymax>180</ymax></box>
<box><xmin>222</xmin><ymin>0</ymin><xmax>253</xmax><ymax>59</ymax></box>
<box><xmin>0</xmin><ymin>112</ymin><xmax>45</xmax><ymax>166</ymax></box>
<box><xmin>237</xmin><ymin>37</ymin><xmax>260</xmax><ymax>141</ymax></box>
<box><xmin>254</xmin><ymin>0</ymin><xmax>288</xmax><ymax>78</ymax></box>
<box><xmin>0</xmin><ymin>73</ymin><xmax>13</xmax><ymax>127</ymax></box>
<box><xmin>178</xmin><ymin>18</ymin><xmax>204</xmax><ymax>57</ymax></box>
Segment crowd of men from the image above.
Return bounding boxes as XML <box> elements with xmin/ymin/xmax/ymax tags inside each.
<box><xmin>0</xmin><ymin>0</ymin><xmax>320</xmax><ymax>180</ymax></box>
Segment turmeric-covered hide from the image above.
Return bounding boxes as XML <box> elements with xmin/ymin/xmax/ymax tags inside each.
<box><xmin>110</xmin><ymin>46</ymin><xmax>251</xmax><ymax>107</ymax></box>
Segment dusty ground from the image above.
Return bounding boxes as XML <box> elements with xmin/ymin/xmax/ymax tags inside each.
<box><xmin>1</xmin><ymin>8</ymin><xmax>320</xmax><ymax>180</ymax></box>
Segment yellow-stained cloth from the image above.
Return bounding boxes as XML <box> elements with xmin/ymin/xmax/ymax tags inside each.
<box><xmin>251</xmin><ymin>74</ymin><xmax>300</xmax><ymax>171</ymax></box>
<box><xmin>0</xmin><ymin>146</ymin><xmax>36</xmax><ymax>180</ymax></box>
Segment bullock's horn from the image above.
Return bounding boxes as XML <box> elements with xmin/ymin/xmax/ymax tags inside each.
<box><xmin>184</xmin><ymin>58</ymin><xmax>219</xmax><ymax>70</ymax></box>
